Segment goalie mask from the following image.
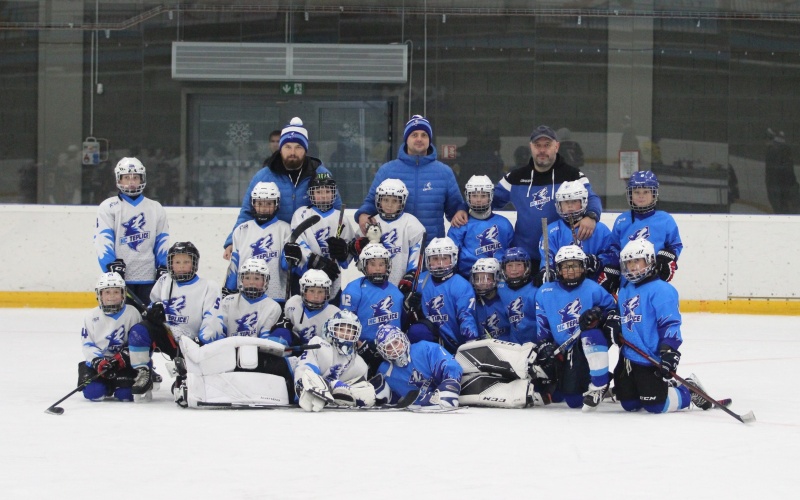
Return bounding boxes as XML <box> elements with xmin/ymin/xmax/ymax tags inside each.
<box><xmin>470</xmin><ymin>257</ymin><xmax>501</xmax><ymax>297</ymax></box>
<box><xmin>323</xmin><ymin>310</ymin><xmax>362</xmax><ymax>356</ymax></box>
<box><xmin>114</xmin><ymin>157</ymin><xmax>146</xmax><ymax>196</ymax></box>
<box><xmin>307</xmin><ymin>173</ymin><xmax>337</xmax><ymax>212</ymax></box>
<box><xmin>554</xmin><ymin>244</ymin><xmax>587</xmax><ymax>288</ymax></box>
<box><xmin>425</xmin><ymin>237</ymin><xmax>458</xmax><ymax>279</ymax></box>
<box><xmin>555</xmin><ymin>180</ymin><xmax>588</xmax><ymax>225</ymax></box>
<box><xmin>299</xmin><ymin>269</ymin><xmax>332</xmax><ymax>310</ymax></box>
<box><xmin>251</xmin><ymin>181</ymin><xmax>281</xmax><ymax>224</ymax></box>
<box><xmin>620</xmin><ymin>238</ymin><xmax>656</xmax><ymax>283</ymax></box>
<box><xmin>168</xmin><ymin>241</ymin><xmax>199</xmax><ymax>282</ymax></box>
<box><xmin>95</xmin><ymin>272</ymin><xmax>126</xmax><ymax>315</ymax></box>
<box><xmin>375</xmin><ymin>324</ymin><xmax>411</xmax><ymax>367</ymax></box>
<box><xmin>238</xmin><ymin>258</ymin><xmax>269</xmax><ymax>300</ymax></box>
<box><xmin>375</xmin><ymin>178</ymin><xmax>408</xmax><ymax>221</ymax></box>
<box><xmin>357</xmin><ymin>243</ymin><xmax>392</xmax><ymax>285</ymax></box>
<box><xmin>626</xmin><ymin>171</ymin><xmax>659</xmax><ymax>214</ymax></box>
<box><xmin>465</xmin><ymin>175</ymin><xmax>494</xmax><ymax>215</ymax></box>
<box><xmin>501</xmin><ymin>247</ymin><xmax>532</xmax><ymax>288</ymax></box>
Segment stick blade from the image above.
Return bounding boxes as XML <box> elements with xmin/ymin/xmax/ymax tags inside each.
<box><xmin>739</xmin><ymin>411</ymin><xmax>756</xmax><ymax>424</ymax></box>
<box><xmin>45</xmin><ymin>406</ymin><xmax>64</xmax><ymax>415</ymax></box>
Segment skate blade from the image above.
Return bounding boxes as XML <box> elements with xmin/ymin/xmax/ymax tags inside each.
<box><xmin>134</xmin><ymin>390</ymin><xmax>153</xmax><ymax>403</ymax></box>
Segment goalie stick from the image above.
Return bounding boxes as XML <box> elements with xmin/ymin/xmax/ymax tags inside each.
<box><xmin>285</xmin><ymin>214</ymin><xmax>322</xmax><ymax>300</ymax></box>
<box><xmin>197</xmin><ymin>389</ymin><xmax>422</xmax><ymax>411</ymax></box>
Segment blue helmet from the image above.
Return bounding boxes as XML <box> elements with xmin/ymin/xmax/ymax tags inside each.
<box><xmin>375</xmin><ymin>324</ymin><xmax>411</xmax><ymax>367</ymax></box>
<box><xmin>501</xmin><ymin>247</ymin><xmax>532</xmax><ymax>287</ymax></box>
<box><xmin>626</xmin><ymin>171</ymin><xmax>659</xmax><ymax>214</ymax></box>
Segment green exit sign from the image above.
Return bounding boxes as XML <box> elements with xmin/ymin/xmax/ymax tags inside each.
<box><xmin>281</xmin><ymin>83</ymin><xmax>304</xmax><ymax>95</ymax></box>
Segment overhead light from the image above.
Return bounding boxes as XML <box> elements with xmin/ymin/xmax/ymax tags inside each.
<box><xmin>578</xmin><ymin>16</ymin><xmax>582</xmax><ymax>25</ymax></box>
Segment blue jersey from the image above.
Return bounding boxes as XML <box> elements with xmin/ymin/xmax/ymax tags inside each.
<box><xmin>418</xmin><ymin>271</ymin><xmax>479</xmax><ymax>353</ymax></box>
<box><xmin>447</xmin><ymin>213</ymin><xmax>515</xmax><ymax>279</ymax></box>
<box><xmin>612</xmin><ymin>210</ymin><xmax>683</xmax><ymax>257</ymax></box>
<box><xmin>474</xmin><ymin>293</ymin><xmax>514</xmax><ymax>343</ymax></box>
<box><xmin>539</xmin><ymin>219</ymin><xmax>620</xmax><ymax>280</ymax></box>
<box><xmin>534</xmin><ymin>280</ymin><xmax>617</xmax><ymax>346</ymax></box>
<box><xmin>496</xmin><ymin>281</ymin><xmax>539</xmax><ymax>344</ymax></box>
<box><xmin>340</xmin><ymin>277</ymin><xmax>404</xmax><ymax>343</ymax></box>
<box><xmin>617</xmin><ymin>277</ymin><xmax>682</xmax><ymax>366</ymax></box>
<box><xmin>378</xmin><ymin>341</ymin><xmax>463</xmax><ymax>401</ymax></box>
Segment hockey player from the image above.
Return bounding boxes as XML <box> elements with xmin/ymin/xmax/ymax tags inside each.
<box><xmin>350</xmin><ymin>178</ymin><xmax>426</xmax><ymax>290</ymax></box>
<box><xmin>447</xmin><ymin>175</ymin><xmax>514</xmax><ymax>279</ymax></box>
<box><xmin>78</xmin><ymin>272</ymin><xmax>142</xmax><ymax>402</ymax></box>
<box><xmin>293</xmin><ymin>310</ymin><xmax>376</xmax><ymax>412</ymax></box>
<box><xmin>534</xmin><ymin>245</ymin><xmax>618</xmax><ymax>411</ymax></box>
<box><xmin>495</xmin><ymin>247</ymin><xmax>539</xmax><ymax>344</ymax></box>
<box><xmin>285</xmin><ymin>173</ymin><xmax>353</xmax><ymax>305</ymax></box>
<box><xmin>612</xmin><ymin>171</ymin><xmax>683</xmax><ymax>282</ymax></box>
<box><xmin>373</xmin><ymin>324</ymin><xmax>462</xmax><ymax>409</ymax></box>
<box><xmin>224</xmin><ymin>181</ymin><xmax>292</xmax><ymax>304</ymax></box>
<box><xmin>613</xmin><ymin>238</ymin><xmax>712</xmax><ymax>413</ymax></box>
<box><xmin>273</xmin><ymin>269</ymin><xmax>340</xmax><ymax>347</ymax></box>
<box><xmin>538</xmin><ymin>180</ymin><xmax>621</xmax><ymax>294</ymax></box>
<box><xmin>128</xmin><ymin>241</ymin><xmax>220</xmax><ymax>399</ymax></box>
<box><xmin>470</xmin><ymin>258</ymin><xmax>513</xmax><ymax>342</ymax></box>
<box><xmin>404</xmin><ymin>236</ymin><xmax>479</xmax><ymax>354</ymax></box>
<box><xmin>94</xmin><ymin>157</ymin><xmax>170</xmax><ymax>306</ymax></box>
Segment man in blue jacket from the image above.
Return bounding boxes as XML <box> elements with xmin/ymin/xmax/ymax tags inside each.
<box><xmin>355</xmin><ymin>115</ymin><xmax>468</xmax><ymax>239</ymax></box>
<box><xmin>223</xmin><ymin>117</ymin><xmax>340</xmax><ymax>260</ymax></box>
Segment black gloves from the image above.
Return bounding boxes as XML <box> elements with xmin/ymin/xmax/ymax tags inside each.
<box><xmin>398</xmin><ymin>272</ymin><xmax>416</xmax><ymax>295</ymax></box>
<box><xmin>308</xmin><ymin>254</ymin><xmax>341</xmax><ymax>281</ymax></box>
<box><xmin>144</xmin><ymin>301</ymin><xmax>166</xmax><ymax>324</ymax></box>
<box><xmin>348</xmin><ymin>237</ymin><xmax>371</xmax><ymax>259</ymax></box>
<box><xmin>326</xmin><ymin>237</ymin><xmax>349</xmax><ymax>262</ymax></box>
<box><xmin>657</xmin><ymin>345</ymin><xmax>681</xmax><ymax>380</ymax></box>
<box><xmin>578</xmin><ymin>306</ymin><xmax>603</xmax><ymax>330</ymax></box>
<box><xmin>597</xmin><ymin>266</ymin><xmax>621</xmax><ymax>295</ymax></box>
<box><xmin>107</xmin><ymin>259</ymin><xmax>126</xmax><ymax>279</ymax></box>
<box><xmin>283</xmin><ymin>243</ymin><xmax>303</xmax><ymax>266</ymax></box>
<box><xmin>656</xmin><ymin>250</ymin><xmax>678</xmax><ymax>282</ymax></box>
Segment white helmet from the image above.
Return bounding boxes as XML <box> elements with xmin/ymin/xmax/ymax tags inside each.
<box><xmin>555</xmin><ymin>180</ymin><xmax>588</xmax><ymax>224</ymax></box>
<box><xmin>324</xmin><ymin>310</ymin><xmax>362</xmax><ymax>356</ymax></box>
<box><xmin>465</xmin><ymin>175</ymin><xmax>494</xmax><ymax>215</ymax></box>
<box><xmin>554</xmin><ymin>244</ymin><xmax>587</xmax><ymax>287</ymax></box>
<box><xmin>620</xmin><ymin>238</ymin><xmax>656</xmax><ymax>283</ymax></box>
<box><xmin>357</xmin><ymin>243</ymin><xmax>392</xmax><ymax>285</ymax></box>
<box><xmin>251</xmin><ymin>181</ymin><xmax>281</xmax><ymax>223</ymax></box>
<box><xmin>299</xmin><ymin>269</ymin><xmax>332</xmax><ymax>310</ymax></box>
<box><xmin>375</xmin><ymin>324</ymin><xmax>411</xmax><ymax>367</ymax></box>
<box><xmin>375</xmin><ymin>178</ymin><xmax>409</xmax><ymax>220</ymax></box>
<box><xmin>470</xmin><ymin>257</ymin><xmax>501</xmax><ymax>297</ymax></box>
<box><xmin>238</xmin><ymin>258</ymin><xmax>269</xmax><ymax>299</ymax></box>
<box><xmin>114</xmin><ymin>157</ymin><xmax>146</xmax><ymax>196</ymax></box>
<box><xmin>95</xmin><ymin>272</ymin><xmax>126</xmax><ymax>315</ymax></box>
<box><xmin>425</xmin><ymin>236</ymin><xmax>458</xmax><ymax>278</ymax></box>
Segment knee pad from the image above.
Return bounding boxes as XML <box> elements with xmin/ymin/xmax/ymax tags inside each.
<box><xmin>563</xmin><ymin>393</ymin><xmax>584</xmax><ymax>409</ymax></box>
<box><xmin>113</xmin><ymin>387</ymin><xmax>134</xmax><ymax>402</ymax></box>
<box><xmin>128</xmin><ymin>323</ymin><xmax>153</xmax><ymax>348</ymax></box>
<box><xmin>83</xmin><ymin>381</ymin><xmax>108</xmax><ymax>401</ymax></box>
<box><xmin>620</xmin><ymin>399</ymin><xmax>642</xmax><ymax>412</ymax></box>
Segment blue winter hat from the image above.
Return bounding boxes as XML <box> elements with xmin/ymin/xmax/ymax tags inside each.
<box><xmin>403</xmin><ymin>115</ymin><xmax>433</xmax><ymax>144</ymax></box>
<box><xmin>279</xmin><ymin>117</ymin><xmax>309</xmax><ymax>151</ymax></box>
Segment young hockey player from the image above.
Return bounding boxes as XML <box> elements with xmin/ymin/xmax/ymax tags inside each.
<box><xmin>373</xmin><ymin>324</ymin><xmax>462</xmax><ymax>410</ymax></box>
<box><xmin>534</xmin><ymin>245</ymin><xmax>618</xmax><ymax>411</ymax></box>
<box><xmin>224</xmin><ymin>181</ymin><xmax>292</xmax><ymax>304</ymax></box>
<box><xmin>495</xmin><ymin>247</ymin><xmax>539</xmax><ymax>344</ymax></box>
<box><xmin>470</xmin><ymin>257</ymin><xmax>513</xmax><ymax>342</ymax></box>
<box><xmin>78</xmin><ymin>272</ymin><xmax>142</xmax><ymax>402</ymax></box>
<box><xmin>94</xmin><ymin>157</ymin><xmax>170</xmax><ymax>306</ymax></box>
<box><xmin>612</xmin><ymin>171</ymin><xmax>683</xmax><ymax>282</ymax></box>
<box><xmin>350</xmin><ymin>178</ymin><xmax>426</xmax><ymax>290</ymax></box>
<box><xmin>273</xmin><ymin>269</ymin><xmax>340</xmax><ymax>347</ymax></box>
<box><xmin>128</xmin><ymin>241</ymin><xmax>220</xmax><ymax>400</ymax></box>
<box><xmin>447</xmin><ymin>175</ymin><xmax>514</xmax><ymax>279</ymax></box>
<box><xmin>613</xmin><ymin>238</ymin><xmax>712</xmax><ymax>413</ymax></box>
<box><xmin>538</xmin><ymin>180</ymin><xmax>621</xmax><ymax>293</ymax></box>
<box><xmin>286</xmin><ymin>173</ymin><xmax>353</xmax><ymax>305</ymax></box>
<box><xmin>293</xmin><ymin>310</ymin><xmax>376</xmax><ymax>412</ymax></box>
<box><xmin>404</xmin><ymin>236</ymin><xmax>479</xmax><ymax>354</ymax></box>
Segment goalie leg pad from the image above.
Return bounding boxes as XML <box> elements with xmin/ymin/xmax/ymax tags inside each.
<box><xmin>331</xmin><ymin>380</ymin><xmax>377</xmax><ymax>407</ymax></box>
<box><xmin>186</xmin><ymin>371</ymin><xmax>290</xmax><ymax>408</ymax></box>
<box><xmin>456</xmin><ymin>339</ymin><xmax>535</xmax><ymax>380</ymax></box>
<box><xmin>459</xmin><ymin>375</ymin><xmax>532</xmax><ymax>408</ymax></box>
<box><xmin>237</xmin><ymin>344</ymin><xmax>259</xmax><ymax>370</ymax></box>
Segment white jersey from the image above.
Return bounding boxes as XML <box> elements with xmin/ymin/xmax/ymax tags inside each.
<box><xmin>281</xmin><ymin>295</ymin><xmax>340</xmax><ymax>344</ymax></box>
<box><xmin>294</xmin><ymin>335</ymin><xmax>369</xmax><ymax>385</ymax></box>
<box><xmin>356</xmin><ymin>213</ymin><xmax>425</xmax><ymax>286</ymax></box>
<box><xmin>291</xmin><ymin>205</ymin><xmax>355</xmax><ymax>297</ymax></box>
<box><xmin>81</xmin><ymin>304</ymin><xmax>142</xmax><ymax>363</ymax></box>
<box><xmin>202</xmin><ymin>293</ymin><xmax>283</xmax><ymax>344</ymax></box>
<box><xmin>94</xmin><ymin>194</ymin><xmax>170</xmax><ymax>284</ymax></box>
<box><xmin>150</xmin><ymin>274</ymin><xmax>220</xmax><ymax>342</ymax></box>
<box><xmin>226</xmin><ymin>218</ymin><xmax>291</xmax><ymax>302</ymax></box>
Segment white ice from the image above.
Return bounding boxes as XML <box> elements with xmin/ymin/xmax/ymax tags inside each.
<box><xmin>1</xmin><ymin>309</ymin><xmax>797</xmax><ymax>499</ymax></box>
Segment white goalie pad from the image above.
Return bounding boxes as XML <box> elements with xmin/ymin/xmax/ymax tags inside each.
<box><xmin>180</xmin><ymin>336</ymin><xmax>287</xmax><ymax>376</ymax></box>
<box><xmin>186</xmin><ymin>371</ymin><xmax>290</xmax><ymax>408</ymax></box>
<box><xmin>459</xmin><ymin>375</ymin><xmax>531</xmax><ymax>409</ymax></box>
<box><xmin>237</xmin><ymin>344</ymin><xmax>259</xmax><ymax>370</ymax></box>
<box><xmin>456</xmin><ymin>339</ymin><xmax>536</xmax><ymax>380</ymax></box>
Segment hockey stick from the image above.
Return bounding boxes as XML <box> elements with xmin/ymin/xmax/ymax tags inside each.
<box><xmin>541</xmin><ymin>218</ymin><xmax>551</xmax><ymax>282</ymax></box>
<box><xmin>335</xmin><ymin>203</ymin><xmax>346</xmax><ymax>238</ymax></box>
<box><xmin>285</xmin><ymin>214</ymin><xmax>322</xmax><ymax>300</ymax></box>
<box><xmin>410</xmin><ymin>232</ymin><xmax>428</xmax><ymax>293</ymax></box>
<box><xmin>45</xmin><ymin>371</ymin><xmax>103</xmax><ymax>415</ymax></box>
<box><xmin>619</xmin><ymin>337</ymin><xmax>755</xmax><ymax>424</ymax></box>
<box><xmin>284</xmin><ymin>344</ymin><xmax>321</xmax><ymax>353</ymax></box>
<box><xmin>553</xmin><ymin>327</ymin><xmax>583</xmax><ymax>357</ymax></box>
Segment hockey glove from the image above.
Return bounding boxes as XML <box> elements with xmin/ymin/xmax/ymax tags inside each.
<box><xmin>584</xmin><ymin>254</ymin><xmax>600</xmax><ymax>275</ymax></box>
<box><xmin>578</xmin><ymin>306</ymin><xmax>603</xmax><ymax>331</ymax></box>
<box><xmin>532</xmin><ymin>341</ymin><xmax>559</xmax><ymax>384</ymax></box>
<box><xmin>221</xmin><ymin>287</ymin><xmax>237</xmax><ymax>298</ymax></box>
<box><xmin>655</xmin><ymin>250</ymin><xmax>678</xmax><ymax>282</ymax></box>
<box><xmin>331</xmin><ymin>380</ymin><xmax>376</xmax><ymax>407</ymax></box>
<box><xmin>156</xmin><ymin>266</ymin><xmax>169</xmax><ymax>279</ymax></box>
<box><xmin>533</xmin><ymin>267</ymin><xmax>557</xmax><ymax>287</ymax></box>
<box><xmin>430</xmin><ymin>378</ymin><xmax>461</xmax><ymax>409</ymax></box>
<box><xmin>91</xmin><ymin>352</ymin><xmax>126</xmax><ymax>378</ymax></box>
<box><xmin>144</xmin><ymin>301</ymin><xmax>166</xmax><ymax>324</ymax></box>
<box><xmin>326</xmin><ymin>236</ymin><xmax>349</xmax><ymax>262</ymax></box>
<box><xmin>106</xmin><ymin>259</ymin><xmax>126</xmax><ymax>279</ymax></box>
<box><xmin>368</xmin><ymin>373</ymin><xmax>392</xmax><ymax>406</ymax></box>
<box><xmin>348</xmin><ymin>237</ymin><xmax>371</xmax><ymax>259</ymax></box>
<box><xmin>308</xmin><ymin>254</ymin><xmax>341</xmax><ymax>281</ymax></box>
<box><xmin>657</xmin><ymin>345</ymin><xmax>681</xmax><ymax>380</ymax></box>
<box><xmin>283</xmin><ymin>243</ymin><xmax>303</xmax><ymax>267</ymax></box>
<box><xmin>296</xmin><ymin>370</ymin><xmax>333</xmax><ymax>412</ymax></box>
<box><xmin>602</xmin><ymin>311</ymin><xmax>622</xmax><ymax>346</ymax></box>
<box><xmin>597</xmin><ymin>266</ymin><xmax>621</xmax><ymax>295</ymax></box>
<box><xmin>398</xmin><ymin>272</ymin><xmax>416</xmax><ymax>295</ymax></box>
<box><xmin>404</xmin><ymin>291</ymin><xmax>422</xmax><ymax>313</ymax></box>
<box><xmin>357</xmin><ymin>340</ymin><xmax>382</xmax><ymax>365</ymax></box>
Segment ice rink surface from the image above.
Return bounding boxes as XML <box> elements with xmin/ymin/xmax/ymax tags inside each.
<box><xmin>1</xmin><ymin>308</ymin><xmax>797</xmax><ymax>499</ymax></box>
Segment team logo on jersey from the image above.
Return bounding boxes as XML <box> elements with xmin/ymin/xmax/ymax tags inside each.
<box><xmin>556</xmin><ymin>298</ymin><xmax>582</xmax><ymax>333</ymax></box>
<box><xmin>482</xmin><ymin>313</ymin><xmax>505</xmax><ymax>339</ymax></box>
<box><xmin>629</xmin><ymin>227</ymin><xmax>651</xmax><ymax>241</ymax></box>
<box><xmin>300</xmin><ymin>325</ymin><xmax>316</xmax><ymax>342</ymax></box>
<box><xmin>622</xmin><ymin>295</ymin><xmax>642</xmax><ymax>330</ymax></box>
<box><xmin>164</xmin><ymin>296</ymin><xmax>189</xmax><ymax>324</ymax></box>
<box><xmin>367</xmin><ymin>296</ymin><xmax>399</xmax><ymax>326</ymax></box>
<box><xmin>529</xmin><ymin>187</ymin><xmax>550</xmax><ymax>210</ymax></box>
<box><xmin>475</xmin><ymin>225</ymin><xmax>502</xmax><ymax>256</ymax></box>
<box><xmin>409</xmin><ymin>368</ymin><xmax>427</xmax><ymax>387</ymax></box>
<box><xmin>507</xmin><ymin>297</ymin><xmax>525</xmax><ymax>326</ymax></box>
<box><xmin>234</xmin><ymin>312</ymin><xmax>259</xmax><ymax>336</ymax></box>
<box><xmin>105</xmin><ymin>326</ymin><xmax>126</xmax><ymax>353</ymax></box>
<box><xmin>381</xmin><ymin>229</ymin><xmax>401</xmax><ymax>256</ymax></box>
<box><xmin>251</xmin><ymin>235</ymin><xmax>279</xmax><ymax>261</ymax></box>
<box><xmin>423</xmin><ymin>182</ymin><xmax>433</xmax><ymax>192</ymax></box>
<box><xmin>426</xmin><ymin>295</ymin><xmax>449</xmax><ymax>324</ymax></box>
<box><xmin>315</xmin><ymin>227</ymin><xmax>331</xmax><ymax>258</ymax></box>
<box><xmin>328</xmin><ymin>363</ymin><xmax>344</xmax><ymax>381</ymax></box>
<box><xmin>119</xmin><ymin>213</ymin><xmax>150</xmax><ymax>250</ymax></box>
